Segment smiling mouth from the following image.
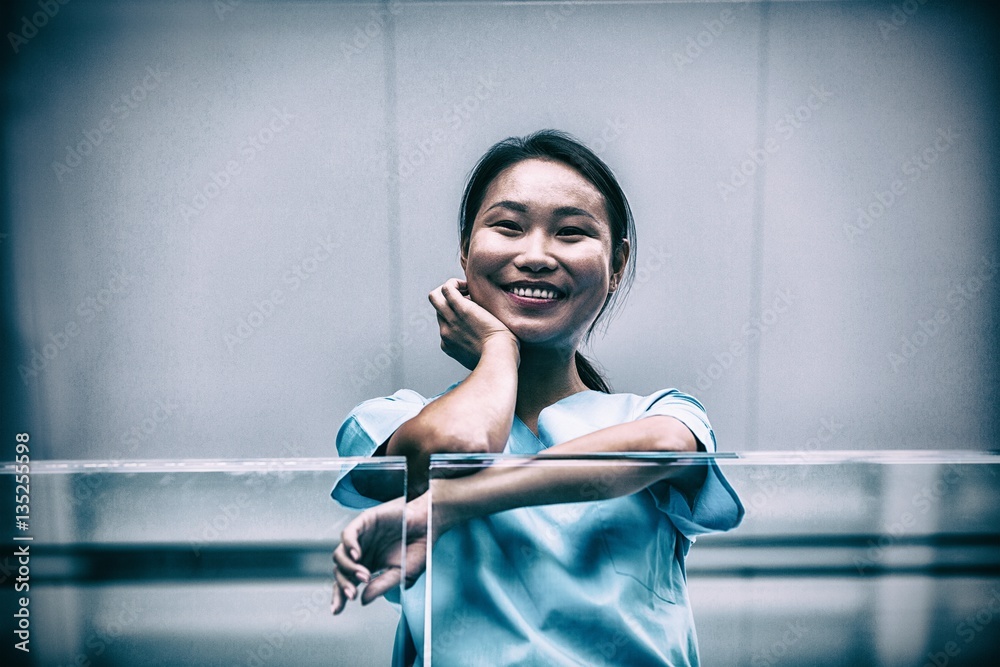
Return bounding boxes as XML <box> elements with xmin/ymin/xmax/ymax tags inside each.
<box><xmin>503</xmin><ymin>284</ymin><xmax>566</xmax><ymax>301</ymax></box>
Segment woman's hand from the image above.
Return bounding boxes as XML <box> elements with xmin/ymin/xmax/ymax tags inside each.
<box><xmin>331</xmin><ymin>493</ymin><xmax>431</xmax><ymax>614</ymax></box>
<box><xmin>381</xmin><ymin>278</ymin><xmax>520</xmax><ymax>497</ymax></box>
<box><xmin>428</xmin><ymin>278</ymin><xmax>518</xmax><ymax>370</ymax></box>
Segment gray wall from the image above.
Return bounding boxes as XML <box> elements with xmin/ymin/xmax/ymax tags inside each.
<box><xmin>4</xmin><ymin>0</ymin><xmax>998</xmax><ymax>460</ymax></box>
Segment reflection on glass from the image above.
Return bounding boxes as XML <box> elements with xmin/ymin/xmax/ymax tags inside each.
<box><xmin>426</xmin><ymin>454</ymin><xmax>741</xmax><ymax>666</ymax></box>
<box><xmin>5</xmin><ymin>453</ymin><xmax>998</xmax><ymax>665</ymax></box>
<box><xmin>331</xmin><ymin>452</ymin><xmax>1000</xmax><ymax>666</ymax></box>
<box><xmin>1</xmin><ymin>459</ymin><xmax>405</xmax><ymax>666</ymax></box>
<box><xmin>699</xmin><ymin>452</ymin><xmax>1000</xmax><ymax>667</ymax></box>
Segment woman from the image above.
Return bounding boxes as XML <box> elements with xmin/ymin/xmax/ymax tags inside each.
<box><xmin>330</xmin><ymin>130</ymin><xmax>743</xmax><ymax>666</ymax></box>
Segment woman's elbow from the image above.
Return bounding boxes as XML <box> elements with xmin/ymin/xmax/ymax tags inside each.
<box><xmin>388</xmin><ymin>419</ymin><xmax>493</xmax><ymax>457</ymax></box>
<box><xmin>432</xmin><ymin>424</ymin><xmax>496</xmax><ymax>454</ymax></box>
<box><xmin>643</xmin><ymin>416</ymin><xmax>700</xmax><ymax>453</ymax></box>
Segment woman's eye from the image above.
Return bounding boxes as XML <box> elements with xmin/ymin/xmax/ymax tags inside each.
<box><xmin>558</xmin><ymin>227</ymin><xmax>585</xmax><ymax>237</ymax></box>
<box><xmin>493</xmin><ymin>221</ymin><xmax>520</xmax><ymax>232</ymax></box>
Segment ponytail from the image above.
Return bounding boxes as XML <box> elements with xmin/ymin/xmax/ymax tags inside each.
<box><xmin>575</xmin><ymin>351</ymin><xmax>612</xmax><ymax>393</ymax></box>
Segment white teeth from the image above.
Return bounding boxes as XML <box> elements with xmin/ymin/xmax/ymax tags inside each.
<box><xmin>511</xmin><ymin>286</ymin><xmax>559</xmax><ymax>300</ymax></box>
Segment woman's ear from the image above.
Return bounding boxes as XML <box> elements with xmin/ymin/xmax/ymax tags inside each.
<box><xmin>610</xmin><ymin>238</ymin><xmax>630</xmax><ymax>290</ymax></box>
<box><xmin>460</xmin><ymin>242</ymin><xmax>468</xmax><ymax>272</ymax></box>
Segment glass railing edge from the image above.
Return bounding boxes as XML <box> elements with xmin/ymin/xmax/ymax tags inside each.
<box><xmin>0</xmin><ymin>456</ymin><xmax>408</xmax><ymax>474</ymax></box>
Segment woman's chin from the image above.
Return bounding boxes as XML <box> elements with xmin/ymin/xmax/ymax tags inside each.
<box><xmin>505</xmin><ymin>325</ymin><xmax>575</xmax><ymax>350</ymax></box>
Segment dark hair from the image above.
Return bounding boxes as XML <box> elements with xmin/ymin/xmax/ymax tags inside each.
<box><xmin>458</xmin><ymin>129</ymin><xmax>637</xmax><ymax>393</ymax></box>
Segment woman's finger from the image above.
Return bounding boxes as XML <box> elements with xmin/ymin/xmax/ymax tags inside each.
<box><xmin>428</xmin><ymin>285</ymin><xmax>455</xmax><ymax>320</ymax></box>
<box><xmin>333</xmin><ymin>539</ymin><xmax>370</xmax><ymax>581</ymax></box>
<box><xmin>334</xmin><ymin>563</ymin><xmax>359</xmax><ymax>601</ymax></box>
<box><xmin>332</xmin><ymin>571</ymin><xmax>355</xmax><ymax>615</ymax></box>
<box><xmin>446</xmin><ymin>285</ymin><xmax>498</xmax><ymax>324</ymax></box>
<box><xmin>332</xmin><ymin>559</ymin><xmax>355</xmax><ymax>615</ymax></box>
<box><xmin>440</xmin><ymin>279</ymin><xmax>467</xmax><ymax>305</ymax></box>
<box><xmin>331</xmin><ymin>582</ymin><xmax>344</xmax><ymax>615</ymax></box>
<box><xmin>361</xmin><ymin>568</ymin><xmax>403</xmax><ymax>605</ymax></box>
<box><xmin>333</xmin><ymin>544</ymin><xmax>370</xmax><ymax>584</ymax></box>
<box><xmin>340</xmin><ymin>520</ymin><xmax>364</xmax><ymax>562</ymax></box>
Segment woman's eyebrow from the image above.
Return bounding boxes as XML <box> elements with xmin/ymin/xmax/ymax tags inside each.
<box><xmin>484</xmin><ymin>200</ymin><xmax>528</xmax><ymax>214</ymax></box>
<box><xmin>484</xmin><ymin>200</ymin><xmax>597</xmax><ymax>221</ymax></box>
<box><xmin>551</xmin><ymin>205</ymin><xmax>597</xmax><ymax>221</ymax></box>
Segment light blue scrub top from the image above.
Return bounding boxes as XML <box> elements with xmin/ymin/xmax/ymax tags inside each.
<box><xmin>332</xmin><ymin>386</ymin><xmax>744</xmax><ymax>667</ymax></box>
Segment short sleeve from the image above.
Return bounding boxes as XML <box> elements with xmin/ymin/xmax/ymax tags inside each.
<box><xmin>635</xmin><ymin>389</ymin><xmax>745</xmax><ymax>541</ymax></box>
<box><xmin>331</xmin><ymin>388</ymin><xmax>427</xmax><ymax>509</ymax></box>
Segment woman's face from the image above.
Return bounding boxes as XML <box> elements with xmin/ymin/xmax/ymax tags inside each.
<box><xmin>462</xmin><ymin>158</ymin><xmax>627</xmax><ymax>350</ymax></box>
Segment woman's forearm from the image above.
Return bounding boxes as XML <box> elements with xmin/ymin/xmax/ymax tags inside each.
<box><xmin>431</xmin><ymin>415</ymin><xmax>708</xmax><ymax>531</ymax></box>
<box><xmin>386</xmin><ymin>336</ymin><xmax>519</xmax><ymax>493</ymax></box>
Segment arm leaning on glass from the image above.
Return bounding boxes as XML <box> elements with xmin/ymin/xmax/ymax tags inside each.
<box><xmin>331</xmin><ymin>275</ymin><xmax>522</xmax><ymax>611</ymax></box>
<box><xmin>331</xmin><ymin>413</ymin><xmax>707</xmax><ymax>614</ymax></box>
<box><xmin>332</xmin><ymin>272</ymin><xmax>710</xmax><ymax>613</ymax></box>
<box><xmin>363</xmin><ymin>277</ymin><xmax>520</xmax><ymax>500</ymax></box>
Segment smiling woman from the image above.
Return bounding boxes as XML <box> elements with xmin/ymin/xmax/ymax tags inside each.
<box><xmin>462</xmin><ymin>158</ymin><xmax>623</xmax><ymax>354</ymax></box>
<box><xmin>329</xmin><ymin>130</ymin><xmax>744</xmax><ymax>666</ymax></box>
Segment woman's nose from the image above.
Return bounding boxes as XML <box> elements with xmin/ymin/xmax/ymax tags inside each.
<box><xmin>513</xmin><ymin>231</ymin><xmax>558</xmax><ymax>271</ymax></box>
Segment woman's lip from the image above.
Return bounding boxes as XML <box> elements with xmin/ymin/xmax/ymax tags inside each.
<box><xmin>504</xmin><ymin>290</ymin><xmax>563</xmax><ymax>309</ymax></box>
<box><xmin>502</xmin><ymin>284</ymin><xmax>566</xmax><ymax>298</ymax></box>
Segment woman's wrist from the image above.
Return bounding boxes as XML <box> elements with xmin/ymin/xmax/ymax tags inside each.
<box><xmin>429</xmin><ymin>477</ymin><xmax>474</xmax><ymax>536</ymax></box>
<box><xmin>481</xmin><ymin>333</ymin><xmax>520</xmax><ymax>367</ymax></box>
<box><xmin>429</xmin><ymin>479</ymin><xmax>455</xmax><ymax>537</ymax></box>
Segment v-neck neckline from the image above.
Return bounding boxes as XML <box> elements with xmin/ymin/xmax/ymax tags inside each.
<box><xmin>513</xmin><ymin>389</ymin><xmax>598</xmax><ymax>441</ymax></box>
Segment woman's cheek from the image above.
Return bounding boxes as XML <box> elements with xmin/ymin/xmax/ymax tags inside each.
<box><xmin>573</xmin><ymin>261</ymin><xmax>612</xmax><ymax>298</ymax></box>
<box><xmin>466</xmin><ymin>277</ymin><xmax>506</xmax><ymax>317</ymax></box>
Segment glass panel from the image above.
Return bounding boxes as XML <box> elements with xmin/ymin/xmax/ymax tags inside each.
<box><xmin>417</xmin><ymin>452</ymin><xmax>1000</xmax><ymax>667</ymax></box>
<box><xmin>1</xmin><ymin>458</ymin><xmax>407</xmax><ymax>666</ymax></box>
